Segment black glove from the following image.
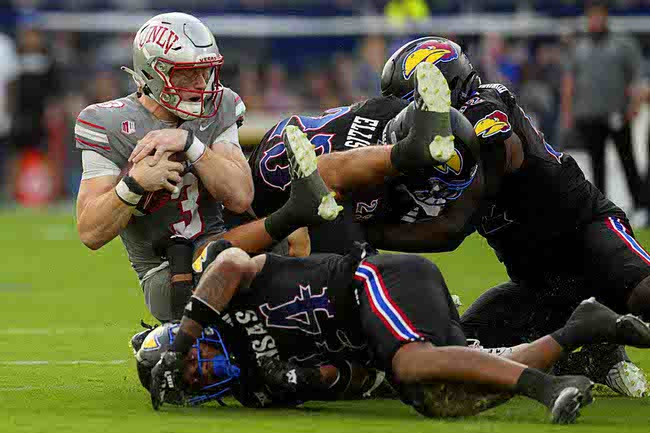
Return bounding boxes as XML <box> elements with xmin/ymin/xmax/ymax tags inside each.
<box><xmin>257</xmin><ymin>356</ymin><xmax>323</xmax><ymax>402</ymax></box>
<box><xmin>150</xmin><ymin>351</ymin><xmax>186</xmax><ymax>410</ymax></box>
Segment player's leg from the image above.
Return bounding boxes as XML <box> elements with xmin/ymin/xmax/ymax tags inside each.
<box><xmin>460</xmin><ymin>281</ymin><xmax>534</xmax><ymax>347</ymax></box>
<box><xmin>142</xmin><ymin>267</ymin><xmax>190</xmax><ymax>323</ymax></box>
<box><xmin>262</xmin><ymin>125</ymin><xmax>342</xmax><ymax>241</ymax></box>
<box><xmin>355</xmin><ymin>253</ymin><xmax>593</xmax><ymax>424</ymax></box>
<box><xmin>572</xmin><ymin>214</ymin><xmax>650</xmax><ymax>396</ymax></box>
<box><xmin>316</xmin><ymin>62</ymin><xmax>459</xmax><ymax>196</ymax></box>
<box><xmin>193</xmin><ymin>125</ymin><xmax>344</xmax><ymax>258</ymax></box>
<box><xmin>611</xmin><ymin>123</ymin><xmax>644</xmax><ymax>209</ymax></box>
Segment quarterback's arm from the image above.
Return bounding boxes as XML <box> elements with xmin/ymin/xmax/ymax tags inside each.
<box><xmin>76</xmin><ymin>151</ymin><xmax>184</xmax><ymax>250</ymax></box>
<box><xmin>76</xmin><ymin>175</ymin><xmax>136</xmax><ymax>250</ymax></box>
<box><xmin>366</xmin><ymin>172</ymin><xmax>483</xmax><ymax>252</ymax></box>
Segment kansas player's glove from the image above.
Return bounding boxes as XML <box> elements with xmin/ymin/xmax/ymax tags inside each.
<box><xmin>257</xmin><ymin>356</ymin><xmax>323</xmax><ymax>402</ymax></box>
<box><xmin>150</xmin><ymin>351</ymin><xmax>186</xmax><ymax>410</ymax></box>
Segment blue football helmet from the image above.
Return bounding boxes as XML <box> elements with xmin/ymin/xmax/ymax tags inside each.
<box><xmin>132</xmin><ymin>322</ymin><xmax>240</xmax><ymax>405</ymax></box>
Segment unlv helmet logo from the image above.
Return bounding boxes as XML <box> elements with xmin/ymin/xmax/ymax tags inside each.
<box><xmin>137</xmin><ymin>25</ymin><xmax>180</xmax><ymax>55</ymax></box>
<box><xmin>474</xmin><ymin>110</ymin><xmax>512</xmax><ymax>138</ymax></box>
<box><xmin>402</xmin><ymin>40</ymin><xmax>459</xmax><ymax>79</ymax></box>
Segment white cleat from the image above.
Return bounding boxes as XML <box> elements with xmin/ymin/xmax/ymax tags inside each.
<box><xmin>414</xmin><ymin>63</ymin><xmax>455</xmax><ymax>163</ymax></box>
<box><xmin>283</xmin><ymin>125</ymin><xmax>343</xmax><ymax>221</ymax></box>
<box><xmin>318</xmin><ymin>191</ymin><xmax>342</xmax><ymax>221</ymax></box>
<box><xmin>605</xmin><ymin>360</ymin><xmax>648</xmax><ymax>398</ymax></box>
<box><xmin>284</xmin><ymin>125</ymin><xmax>318</xmax><ymax>179</ymax></box>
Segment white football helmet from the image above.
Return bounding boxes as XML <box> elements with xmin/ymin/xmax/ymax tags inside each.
<box><xmin>124</xmin><ymin>12</ymin><xmax>224</xmax><ymax>120</ymax></box>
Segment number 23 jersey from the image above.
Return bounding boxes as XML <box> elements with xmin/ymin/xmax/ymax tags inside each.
<box><xmin>248</xmin><ymin>96</ymin><xmax>408</xmax><ymax>218</ymax></box>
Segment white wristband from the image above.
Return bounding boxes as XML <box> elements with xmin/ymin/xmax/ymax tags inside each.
<box><xmin>186</xmin><ymin>135</ymin><xmax>207</xmax><ymax>164</ymax></box>
<box><xmin>115</xmin><ymin>179</ymin><xmax>143</xmax><ymax>206</ymax></box>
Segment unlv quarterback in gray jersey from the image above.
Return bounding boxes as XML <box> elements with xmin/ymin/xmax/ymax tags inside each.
<box><xmin>75</xmin><ymin>13</ymin><xmax>249</xmax><ymax>322</ymax></box>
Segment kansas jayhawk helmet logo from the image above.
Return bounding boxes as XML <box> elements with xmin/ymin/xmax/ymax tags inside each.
<box><xmin>474</xmin><ymin>110</ymin><xmax>511</xmax><ymax>138</ymax></box>
<box><xmin>402</xmin><ymin>40</ymin><xmax>459</xmax><ymax>79</ymax></box>
<box><xmin>433</xmin><ymin>148</ymin><xmax>463</xmax><ymax>175</ymax></box>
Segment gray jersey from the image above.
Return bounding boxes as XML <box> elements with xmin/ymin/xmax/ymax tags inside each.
<box><xmin>75</xmin><ymin>88</ymin><xmax>246</xmax><ymax>279</ymax></box>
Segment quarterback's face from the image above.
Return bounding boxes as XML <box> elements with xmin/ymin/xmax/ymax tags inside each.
<box><xmin>183</xmin><ymin>342</ymin><xmax>222</xmax><ymax>391</ymax></box>
<box><xmin>171</xmin><ymin>67</ymin><xmax>212</xmax><ymax>102</ymax></box>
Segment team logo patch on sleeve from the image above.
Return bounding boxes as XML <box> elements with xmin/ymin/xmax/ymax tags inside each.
<box><xmin>474</xmin><ymin>110</ymin><xmax>511</xmax><ymax>138</ymax></box>
<box><xmin>402</xmin><ymin>40</ymin><xmax>459</xmax><ymax>79</ymax></box>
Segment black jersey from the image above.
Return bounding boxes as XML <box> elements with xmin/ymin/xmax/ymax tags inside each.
<box><xmin>226</xmin><ymin>251</ymin><xmax>368</xmax><ymax>368</ymax></box>
<box><xmin>249</xmin><ymin>96</ymin><xmax>408</xmax><ymax>217</ymax></box>
<box><xmin>250</xmin><ymin>97</ymin><xmax>479</xmax><ymax>227</ymax></box>
<box><xmin>459</xmin><ymin>83</ymin><xmax>619</xmax><ymax>268</ymax></box>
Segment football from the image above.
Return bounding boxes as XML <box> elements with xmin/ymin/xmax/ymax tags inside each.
<box><xmin>120</xmin><ymin>151</ymin><xmax>187</xmax><ymax>214</ymax></box>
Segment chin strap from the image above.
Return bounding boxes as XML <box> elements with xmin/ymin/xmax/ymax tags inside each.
<box><xmin>121</xmin><ymin>66</ymin><xmax>150</xmax><ymax>96</ymax></box>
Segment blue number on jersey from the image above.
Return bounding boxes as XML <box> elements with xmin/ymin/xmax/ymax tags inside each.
<box><xmin>259</xmin><ymin>285</ymin><xmax>334</xmax><ymax>335</ymax></box>
<box><xmin>259</xmin><ymin>107</ymin><xmax>351</xmax><ymax>191</ymax></box>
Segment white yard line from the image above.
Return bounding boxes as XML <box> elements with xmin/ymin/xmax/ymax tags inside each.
<box><xmin>0</xmin><ymin>327</ymin><xmax>135</xmax><ymax>335</ymax></box>
<box><xmin>0</xmin><ymin>360</ymin><xmax>127</xmax><ymax>366</ymax></box>
<box><xmin>0</xmin><ymin>385</ymin><xmax>81</xmax><ymax>392</ymax></box>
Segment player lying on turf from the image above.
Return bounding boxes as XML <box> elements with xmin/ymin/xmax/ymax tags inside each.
<box><xmin>246</xmin><ymin>37</ymin><xmax>650</xmax><ymax>397</ymax></box>
<box><xmin>134</xmin><ymin>236</ymin><xmax>650</xmax><ymax>424</ymax></box>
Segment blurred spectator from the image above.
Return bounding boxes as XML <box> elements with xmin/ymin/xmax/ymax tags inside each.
<box><xmin>478</xmin><ymin>33</ymin><xmax>523</xmax><ymax>91</ymax></box>
<box><xmin>353</xmin><ymin>35</ymin><xmax>386</xmax><ymax>100</ymax></box>
<box><xmin>0</xmin><ymin>32</ymin><xmax>17</xmax><ymax>200</ymax></box>
<box><xmin>561</xmin><ymin>1</ymin><xmax>645</xmax><ymax>213</ymax></box>
<box><xmin>304</xmin><ymin>67</ymin><xmax>340</xmax><ymax>111</ymax></box>
<box><xmin>90</xmin><ymin>70</ymin><xmax>121</xmax><ymax>104</ymax></box>
<box><xmin>10</xmin><ymin>24</ymin><xmax>61</xmax><ymax>152</ymax></box>
<box><xmin>237</xmin><ymin>66</ymin><xmax>263</xmax><ymax>113</ymax></box>
<box><xmin>261</xmin><ymin>63</ymin><xmax>300</xmax><ymax>114</ymax></box>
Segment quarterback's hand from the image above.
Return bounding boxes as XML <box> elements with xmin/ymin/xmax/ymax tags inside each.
<box><xmin>150</xmin><ymin>351</ymin><xmax>186</xmax><ymax>410</ymax></box>
<box><xmin>130</xmin><ymin>153</ymin><xmax>184</xmax><ymax>193</ymax></box>
<box><xmin>130</xmin><ymin>129</ymin><xmax>189</xmax><ymax>166</ymax></box>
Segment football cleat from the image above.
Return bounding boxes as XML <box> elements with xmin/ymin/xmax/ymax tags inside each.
<box><xmin>560</xmin><ymin>297</ymin><xmax>650</xmax><ymax>348</ymax></box>
<box><xmin>283</xmin><ymin>125</ymin><xmax>342</xmax><ymax>222</ymax></box>
<box><xmin>413</xmin><ymin>62</ymin><xmax>454</xmax><ymax>163</ymax></box>
<box><xmin>547</xmin><ymin>376</ymin><xmax>594</xmax><ymax>425</ymax></box>
<box><xmin>605</xmin><ymin>360</ymin><xmax>648</xmax><ymax>398</ymax></box>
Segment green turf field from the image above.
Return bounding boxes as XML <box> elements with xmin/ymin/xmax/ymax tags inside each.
<box><xmin>1</xmin><ymin>209</ymin><xmax>650</xmax><ymax>433</ymax></box>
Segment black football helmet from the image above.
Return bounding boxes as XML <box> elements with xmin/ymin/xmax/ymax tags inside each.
<box><xmin>381</xmin><ymin>36</ymin><xmax>481</xmax><ymax>109</ymax></box>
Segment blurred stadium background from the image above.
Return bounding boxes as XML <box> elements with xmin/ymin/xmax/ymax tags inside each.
<box><xmin>1</xmin><ymin>3</ymin><xmax>650</xmax><ymax>431</ymax></box>
<box><xmin>0</xmin><ymin>0</ymin><xmax>648</xmax><ymax>214</ymax></box>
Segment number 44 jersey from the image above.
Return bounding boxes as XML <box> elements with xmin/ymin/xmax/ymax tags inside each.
<box><xmin>75</xmin><ymin>89</ymin><xmax>245</xmax><ymax>280</ymax></box>
<box><xmin>227</xmin><ymin>252</ymin><xmax>369</xmax><ymax>368</ymax></box>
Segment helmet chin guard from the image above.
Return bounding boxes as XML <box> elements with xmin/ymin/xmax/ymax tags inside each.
<box><xmin>129</xmin><ymin>12</ymin><xmax>225</xmax><ymax>120</ymax></box>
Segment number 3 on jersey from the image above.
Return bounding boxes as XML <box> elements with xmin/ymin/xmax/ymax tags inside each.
<box><xmin>171</xmin><ymin>173</ymin><xmax>203</xmax><ymax>238</ymax></box>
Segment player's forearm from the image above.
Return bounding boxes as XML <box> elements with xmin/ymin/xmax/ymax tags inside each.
<box><xmin>221</xmin><ymin>219</ymin><xmax>274</xmax><ymax>253</ymax></box>
<box><xmin>193</xmin><ymin>147</ymin><xmax>254</xmax><ymax>213</ymax></box>
<box><xmin>77</xmin><ymin>190</ymin><xmax>134</xmax><ymax>250</ymax></box>
<box><xmin>317</xmin><ymin>145</ymin><xmax>398</xmax><ymax>194</ymax></box>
